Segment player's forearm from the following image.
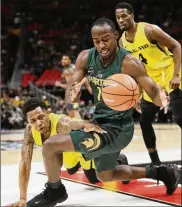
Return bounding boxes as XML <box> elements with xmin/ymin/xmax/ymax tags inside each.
<box><xmin>69</xmin><ymin>120</ymin><xmax>85</xmax><ymax>130</ymax></box>
<box><xmin>65</xmin><ymin>84</ymin><xmax>81</xmax><ymax>104</ymax></box>
<box><xmin>171</xmin><ymin>42</ymin><xmax>181</xmax><ymax>76</ymax></box>
<box><xmin>65</xmin><ymin>84</ymin><xmax>72</xmax><ymax>104</ymax></box>
<box><xmin>150</xmin><ymin>85</ymin><xmax>163</xmax><ymax>106</ymax></box>
<box><xmin>19</xmin><ymin>160</ymin><xmax>31</xmax><ymax>200</ymax></box>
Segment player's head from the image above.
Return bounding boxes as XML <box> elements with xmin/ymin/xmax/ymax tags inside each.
<box><xmin>61</xmin><ymin>55</ymin><xmax>71</xmax><ymax>66</ymax></box>
<box><xmin>91</xmin><ymin>18</ymin><xmax>119</xmax><ymax>59</ymax></box>
<box><xmin>22</xmin><ymin>98</ymin><xmax>50</xmax><ymax>133</ymax></box>
<box><xmin>115</xmin><ymin>2</ymin><xmax>134</xmax><ymax>32</ymax></box>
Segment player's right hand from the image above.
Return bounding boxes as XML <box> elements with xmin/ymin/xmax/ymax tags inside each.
<box><xmin>70</xmin><ymin>77</ymin><xmax>87</xmax><ymax>102</ymax></box>
<box><xmin>6</xmin><ymin>199</ymin><xmax>26</xmax><ymax>207</ymax></box>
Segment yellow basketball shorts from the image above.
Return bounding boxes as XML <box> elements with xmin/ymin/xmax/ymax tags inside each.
<box><xmin>63</xmin><ymin>152</ymin><xmax>95</xmax><ymax>170</ymax></box>
<box><xmin>143</xmin><ymin>64</ymin><xmax>181</xmax><ymax>102</ymax></box>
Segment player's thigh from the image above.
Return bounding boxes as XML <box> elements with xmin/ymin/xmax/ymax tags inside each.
<box><xmin>43</xmin><ymin>133</ymin><xmax>75</xmax><ymax>152</ymax></box>
<box><xmin>94</xmin><ymin>151</ymin><xmax>120</xmax><ymax>174</ymax></box>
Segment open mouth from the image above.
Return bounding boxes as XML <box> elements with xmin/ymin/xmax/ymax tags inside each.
<box><xmin>100</xmin><ymin>50</ymin><xmax>110</xmax><ymax>57</ymax></box>
<box><xmin>38</xmin><ymin>127</ymin><xmax>44</xmax><ymax>132</ymax></box>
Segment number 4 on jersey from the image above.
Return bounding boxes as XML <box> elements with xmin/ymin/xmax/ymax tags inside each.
<box><xmin>139</xmin><ymin>53</ymin><xmax>148</xmax><ymax>64</ymax></box>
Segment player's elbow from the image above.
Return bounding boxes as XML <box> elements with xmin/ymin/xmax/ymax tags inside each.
<box><xmin>170</xmin><ymin>41</ymin><xmax>181</xmax><ymax>53</ymax></box>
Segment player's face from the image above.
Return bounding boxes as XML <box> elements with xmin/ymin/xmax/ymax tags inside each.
<box><xmin>115</xmin><ymin>8</ymin><xmax>134</xmax><ymax>31</ymax></box>
<box><xmin>27</xmin><ymin>107</ymin><xmax>50</xmax><ymax>134</ymax></box>
<box><xmin>91</xmin><ymin>25</ymin><xmax>118</xmax><ymax>59</ymax></box>
<box><xmin>61</xmin><ymin>56</ymin><xmax>71</xmax><ymax>66</ymax></box>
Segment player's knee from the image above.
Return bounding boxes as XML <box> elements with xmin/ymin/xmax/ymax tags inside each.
<box><xmin>96</xmin><ymin>171</ymin><xmax>113</xmax><ymax>182</ymax></box>
<box><xmin>42</xmin><ymin>139</ymin><xmax>57</xmax><ymax>156</ymax></box>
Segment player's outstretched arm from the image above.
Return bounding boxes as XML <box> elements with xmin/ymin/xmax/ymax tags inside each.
<box><xmin>56</xmin><ymin>116</ymin><xmax>107</xmax><ymax>134</ymax></box>
<box><xmin>7</xmin><ymin>125</ymin><xmax>34</xmax><ymax>207</ymax></box>
<box><xmin>65</xmin><ymin>50</ymin><xmax>89</xmax><ymax>104</ymax></box>
<box><xmin>146</xmin><ymin>24</ymin><xmax>181</xmax><ymax>89</ymax></box>
<box><xmin>123</xmin><ymin>54</ymin><xmax>168</xmax><ymax>107</ymax></box>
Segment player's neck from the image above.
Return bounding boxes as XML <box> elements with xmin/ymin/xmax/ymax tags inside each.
<box><xmin>126</xmin><ymin>22</ymin><xmax>137</xmax><ymax>35</ymax></box>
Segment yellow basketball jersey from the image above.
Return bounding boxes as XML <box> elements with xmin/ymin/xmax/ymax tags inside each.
<box><xmin>31</xmin><ymin>113</ymin><xmax>65</xmax><ymax>146</ymax></box>
<box><xmin>121</xmin><ymin>22</ymin><xmax>175</xmax><ymax>102</ymax></box>
<box><xmin>31</xmin><ymin>113</ymin><xmax>94</xmax><ymax>170</ymax></box>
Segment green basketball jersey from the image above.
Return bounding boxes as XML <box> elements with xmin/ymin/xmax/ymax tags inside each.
<box><xmin>87</xmin><ymin>47</ymin><xmax>133</xmax><ymax>120</ymax></box>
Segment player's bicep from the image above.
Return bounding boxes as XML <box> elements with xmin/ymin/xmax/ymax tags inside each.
<box><xmin>70</xmin><ymin>50</ymin><xmax>89</xmax><ymax>84</ymax></box>
<box><xmin>148</xmin><ymin>25</ymin><xmax>179</xmax><ymax>50</ymax></box>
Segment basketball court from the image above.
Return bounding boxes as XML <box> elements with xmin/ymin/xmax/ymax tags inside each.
<box><xmin>1</xmin><ymin>124</ymin><xmax>181</xmax><ymax>206</ymax></box>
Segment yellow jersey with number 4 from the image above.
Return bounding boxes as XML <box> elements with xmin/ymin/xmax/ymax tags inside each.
<box><xmin>120</xmin><ymin>22</ymin><xmax>175</xmax><ymax>102</ymax></box>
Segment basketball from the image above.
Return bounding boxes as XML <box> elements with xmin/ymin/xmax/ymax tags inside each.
<box><xmin>102</xmin><ymin>74</ymin><xmax>139</xmax><ymax>111</ymax></box>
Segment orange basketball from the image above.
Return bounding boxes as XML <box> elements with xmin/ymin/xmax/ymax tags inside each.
<box><xmin>102</xmin><ymin>74</ymin><xmax>139</xmax><ymax>111</ymax></box>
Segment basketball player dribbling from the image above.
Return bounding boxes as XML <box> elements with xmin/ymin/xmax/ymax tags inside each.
<box><xmin>26</xmin><ymin>18</ymin><xmax>179</xmax><ymax>207</ymax></box>
<box><xmin>115</xmin><ymin>2</ymin><xmax>182</xmax><ymax>166</ymax></box>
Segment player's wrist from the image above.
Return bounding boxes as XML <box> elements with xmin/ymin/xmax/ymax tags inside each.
<box><xmin>173</xmin><ymin>71</ymin><xmax>180</xmax><ymax>77</ymax></box>
<box><xmin>20</xmin><ymin>197</ymin><xmax>26</xmax><ymax>201</ymax></box>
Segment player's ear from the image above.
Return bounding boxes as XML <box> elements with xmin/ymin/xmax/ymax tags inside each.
<box><xmin>131</xmin><ymin>13</ymin><xmax>134</xmax><ymax>19</ymax></box>
<box><xmin>114</xmin><ymin>30</ymin><xmax>119</xmax><ymax>39</ymax></box>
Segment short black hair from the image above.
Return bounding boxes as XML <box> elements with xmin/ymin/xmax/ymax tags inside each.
<box><xmin>115</xmin><ymin>2</ymin><xmax>134</xmax><ymax>14</ymax></box>
<box><xmin>91</xmin><ymin>18</ymin><xmax>116</xmax><ymax>32</ymax></box>
<box><xmin>22</xmin><ymin>97</ymin><xmax>47</xmax><ymax>118</ymax></box>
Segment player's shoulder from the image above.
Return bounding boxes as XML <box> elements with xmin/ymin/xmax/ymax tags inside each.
<box><xmin>78</xmin><ymin>49</ymin><xmax>90</xmax><ymax>59</ymax></box>
<box><xmin>144</xmin><ymin>22</ymin><xmax>161</xmax><ymax>33</ymax></box>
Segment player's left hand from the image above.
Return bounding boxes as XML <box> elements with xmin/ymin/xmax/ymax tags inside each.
<box><xmin>134</xmin><ymin>99</ymin><xmax>141</xmax><ymax>113</ymax></box>
<box><xmin>158</xmin><ymin>85</ymin><xmax>170</xmax><ymax>108</ymax></box>
<box><xmin>84</xmin><ymin>123</ymin><xmax>107</xmax><ymax>134</ymax></box>
<box><xmin>170</xmin><ymin>75</ymin><xmax>181</xmax><ymax>90</ymax></box>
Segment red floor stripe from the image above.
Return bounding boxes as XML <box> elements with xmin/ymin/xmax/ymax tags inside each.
<box><xmin>39</xmin><ymin>170</ymin><xmax>181</xmax><ymax>206</ymax></box>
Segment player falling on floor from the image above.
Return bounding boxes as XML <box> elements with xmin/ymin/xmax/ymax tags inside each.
<box><xmin>6</xmin><ymin>98</ymin><xmax>106</xmax><ymax>207</ymax></box>
<box><xmin>115</xmin><ymin>2</ymin><xmax>182</xmax><ymax>166</ymax></box>
<box><xmin>26</xmin><ymin>18</ymin><xmax>179</xmax><ymax>207</ymax></box>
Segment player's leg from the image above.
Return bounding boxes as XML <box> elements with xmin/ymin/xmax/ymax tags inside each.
<box><xmin>83</xmin><ymin>154</ymin><xmax>131</xmax><ymax>185</ymax></box>
<box><xmin>95</xmin><ymin>153</ymin><xmax>179</xmax><ymax>195</ymax></box>
<box><xmin>26</xmin><ymin>134</ymin><xmax>75</xmax><ymax>207</ymax></box>
<box><xmin>139</xmin><ymin>99</ymin><xmax>161</xmax><ymax>165</ymax></box>
<box><xmin>170</xmin><ymin>88</ymin><xmax>182</xmax><ymax>128</ymax></box>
